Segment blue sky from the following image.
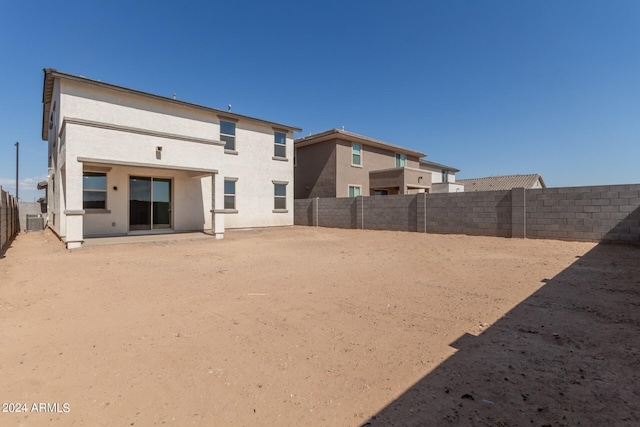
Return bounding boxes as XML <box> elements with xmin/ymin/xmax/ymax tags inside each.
<box><xmin>1</xmin><ymin>0</ymin><xmax>639</xmax><ymax>202</ymax></box>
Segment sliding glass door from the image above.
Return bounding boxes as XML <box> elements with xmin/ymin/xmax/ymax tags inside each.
<box><xmin>152</xmin><ymin>178</ymin><xmax>172</xmax><ymax>229</ymax></box>
<box><xmin>129</xmin><ymin>176</ymin><xmax>172</xmax><ymax>231</ymax></box>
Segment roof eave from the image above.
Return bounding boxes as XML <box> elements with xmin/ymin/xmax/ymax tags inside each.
<box><xmin>295</xmin><ymin>129</ymin><xmax>426</xmax><ymax>158</ymax></box>
<box><xmin>419</xmin><ymin>159</ymin><xmax>460</xmax><ymax>173</ymax></box>
<box><xmin>41</xmin><ymin>69</ymin><xmax>302</xmax><ymax>137</ymax></box>
<box><xmin>537</xmin><ymin>175</ymin><xmax>547</xmax><ymax>188</ymax></box>
<box><xmin>42</xmin><ymin>68</ymin><xmax>56</xmax><ymax>141</ymax></box>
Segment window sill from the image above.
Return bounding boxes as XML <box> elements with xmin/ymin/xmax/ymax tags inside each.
<box><xmin>351</xmin><ymin>164</ymin><xmax>363</xmax><ymax>168</ymax></box>
<box><xmin>85</xmin><ymin>209</ymin><xmax>111</xmax><ymax>214</ymax></box>
<box><xmin>225</xmin><ymin>149</ymin><xmax>238</xmax><ymax>155</ymax></box>
<box><xmin>272</xmin><ymin>209</ymin><xmax>289</xmax><ymax>213</ymax></box>
<box><xmin>272</xmin><ymin>156</ymin><xmax>288</xmax><ymax>162</ymax></box>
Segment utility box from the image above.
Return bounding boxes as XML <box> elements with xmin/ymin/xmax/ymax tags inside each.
<box><xmin>26</xmin><ymin>214</ymin><xmax>45</xmax><ymax>232</ymax></box>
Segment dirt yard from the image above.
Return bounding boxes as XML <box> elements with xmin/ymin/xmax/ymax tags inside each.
<box><xmin>1</xmin><ymin>227</ymin><xmax>638</xmax><ymax>426</ymax></box>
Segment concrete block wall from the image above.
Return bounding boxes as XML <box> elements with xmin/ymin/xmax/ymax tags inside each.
<box><xmin>425</xmin><ymin>191</ymin><xmax>511</xmax><ymax>237</ymax></box>
<box><xmin>294</xmin><ymin>183</ymin><xmax>640</xmax><ymax>243</ymax></box>
<box><xmin>363</xmin><ymin>194</ymin><xmax>417</xmax><ymax>232</ymax></box>
<box><xmin>511</xmin><ymin>188</ymin><xmax>526</xmax><ymax>238</ymax></box>
<box><xmin>19</xmin><ymin>203</ymin><xmax>46</xmax><ymax>231</ymax></box>
<box><xmin>1</xmin><ymin>186</ymin><xmax>19</xmax><ymax>250</ymax></box>
<box><xmin>317</xmin><ymin>197</ymin><xmax>357</xmax><ymax>229</ymax></box>
<box><xmin>526</xmin><ymin>184</ymin><xmax>640</xmax><ymax>243</ymax></box>
<box><xmin>294</xmin><ymin>198</ymin><xmax>314</xmax><ymax>226</ymax></box>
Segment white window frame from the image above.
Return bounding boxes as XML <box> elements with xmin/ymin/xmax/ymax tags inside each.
<box><xmin>352</xmin><ymin>143</ymin><xmax>362</xmax><ymax>166</ymax></box>
<box><xmin>220</xmin><ymin>120</ymin><xmax>236</xmax><ymax>152</ymax></box>
<box><xmin>274</xmin><ymin>131</ymin><xmax>287</xmax><ymax>159</ymax></box>
<box><xmin>224</xmin><ymin>178</ymin><xmax>238</xmax><ymax>212</ymax></box>
<box><xmin>348</xmin><ymin>185</ymin><xmax>362</xmax><ymax>197</ymax></box>
<box><xmin>83</xmin><ymin>171</ymin><xmax>108</xmax><ymax>211</ymax></box>
<box><xmin>273</xmin><ymin>180</ymin><xmax>288</xmax><ymax>212</ymax></box>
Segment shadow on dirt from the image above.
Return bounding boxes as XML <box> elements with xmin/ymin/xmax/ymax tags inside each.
<box><xmin>363</xmin><ymin>240</ymin><xmax>640</xmax><ymax>426</ymax></box>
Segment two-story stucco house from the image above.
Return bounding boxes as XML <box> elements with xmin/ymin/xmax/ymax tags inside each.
<box><xmin>42</xmin><ymin>69</ymin><xmax>300</xmax><ymax>248</ymax></box>
<box><xmin>294</xmin><ymin>129</ymin><xmax>460</xmax><ymax>199</ymax></box>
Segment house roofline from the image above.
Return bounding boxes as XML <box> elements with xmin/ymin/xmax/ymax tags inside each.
<box><xmin>537</xmin><ymin>175</ymin><xmax>547</xmax><ymax>188</ymax></box>
<box><xmin>41</xmin><ymin>68</ymin><xmax>302</xmax><ymax>141</ymax></box>
<box><xmin>457</xmin><ymin>174</ymin><xmax>546</xmax><ymax>190</ymax></box>
<box><xmin>419</xmin><ymin>159</ymin><xmax>460</xmax><ymax>173</ymax></box>
<box><xmin>294</xmin><ymin>129</ymin><xmax>426</xmax><ymax>158</ymax></box>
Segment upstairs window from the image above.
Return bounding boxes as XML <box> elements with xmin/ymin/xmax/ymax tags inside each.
<box><xmin>352</xmin><ymin>143</ymin><xmax>361</xmax><ymax>166</ymax></box>
<box><xmin>442</xmin><ymin>170</ymin><xmax>449</xmax><ymax>183</ymax></box>
<box><xmin>274</xmin><ymin>132</ymin><xmax>287</xmax><ymax>158</ymax></box>
<box><xmin>220</xmin><ymin>121</ymin><xmax>236</xmax><ymax>151</ymax></box>
<box><xmin>348</xmin><ymin>185</ymin><xmax>361</xmax><ymax>197</ymax></box>
<box><xmin>395</xmin><ymin>153</ymin><xmax>406</xmax><ymax>168</ymax></box>
<box><xmin>83</xmin><ymin>172</ymin><xmax>107</xmax><ymax>209</ymax></box>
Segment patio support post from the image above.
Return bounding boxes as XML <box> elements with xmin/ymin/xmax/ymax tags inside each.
<box><xmin>211</xmin><ymin>172</ymin><xmax>224</xmax><ymax>239</ymax></box>
<box><xmin>63</xmin><ymin>160</ymin><xmax>85</xmax><ymax>249</ymax></box>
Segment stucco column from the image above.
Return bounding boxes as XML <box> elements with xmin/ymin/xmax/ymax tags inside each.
<box><xmin>63</xmin><ymin>160</ymin><xmax>85</xmax><ymax>249</ymax></box>
<box><xmin>210</xmin><ymin>172</ymin><xmax>224</xmax><ymax>239</ymax></box>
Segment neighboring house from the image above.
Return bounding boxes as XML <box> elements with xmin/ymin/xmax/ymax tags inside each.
<box><xmin>419</xmin><ymin>159</ymin><xmax>464</xmax><ymax>193</ymax></box>
<box><xmin>294</xmin><ymin>129</ymin><xmax>460</xmax><ymax>198</ymax></box>
<box><xmin>457</xmin><ymin>174</ymin><xmax>546</xmax><ymax>191</ymax></box>
<box><xmin>42</xmin><ymin>69</ymin><xmax>301</xmax><ymax>248</ymax></box>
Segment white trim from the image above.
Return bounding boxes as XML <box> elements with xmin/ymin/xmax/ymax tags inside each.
<box><xmin>223</xmin><ymin>178</ymin><xmax>237</xmax><ymax>211</ymax></box>
<box><xmin>62</xmin><ymin>117</ymin><xmax>225</xmax><ymax>146</ymax></box>
<box><xmin>348</xmin><ymin>184</ymin><xmax>362</xmax><ymax>197</ymax></box>
<box><xmin>351</xmin><ymin>142</ymin><xmax>362</xmax><ymax>167</ymax></box>
<box><xmin>127</xmin><ymin>175</ymin><xmax>174</xmax><ymax>232</ymax></box>
<box><xmin>77</xmin><ymin>157</ymin><xmax>218</xmax><ymax>175</ymax></box>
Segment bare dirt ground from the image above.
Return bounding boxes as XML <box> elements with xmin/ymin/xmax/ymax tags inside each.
<box><xmin>1</xmin><ymin>226</ymin><xmax>638</xmax><ymax>426</ymax></box>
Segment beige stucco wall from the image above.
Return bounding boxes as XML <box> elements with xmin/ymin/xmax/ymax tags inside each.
<box><xmin>222</xmin><ymin>120</ymin><xmax>294</xmax><ymax>228</ymax></box>
<box><xmin>335</xmin><ymin>139</ymin><xmax>421</xmax><ymax>197</ymax></box>
<box><xmin>65</xmin><ymin>121</ymin><xmax>221</xmax><ymax>172</ymax></box>
<box><xmin>48</xmin><ymin>79</ymin><xmax>68</xmax><ymax>238</ymax></box>
<box><xmin>369</xmin><ymin>167</ymin><xmax>431</xmax><ymax>194</ymax></box>
<box><xmin>60</xmin><ymin>80</ymin><xmax>216</xmax><ymax>140</ymax></box>
<box><xmin>47</xmin><ymin>75</ymin><xmax>295</xmax><ymax>246</ymax></box>
<box><xmin>419</xmin><ymin>163</ymin><xmax>457</xmax><ymax>183</ymax></box>
<box><xmin>59</xmin><ymin>118</ymin><xmax>223</xmax><ymax>242</ymax></box>
<box><xmin>432</xmin><ymin>182</ymin><xmax>464</xmax><ymax>193</ymax></box>
<box><xmin>83</xmin><ymin>166</ymin><xmax>211</xmax><ymax>236</ymax></box>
